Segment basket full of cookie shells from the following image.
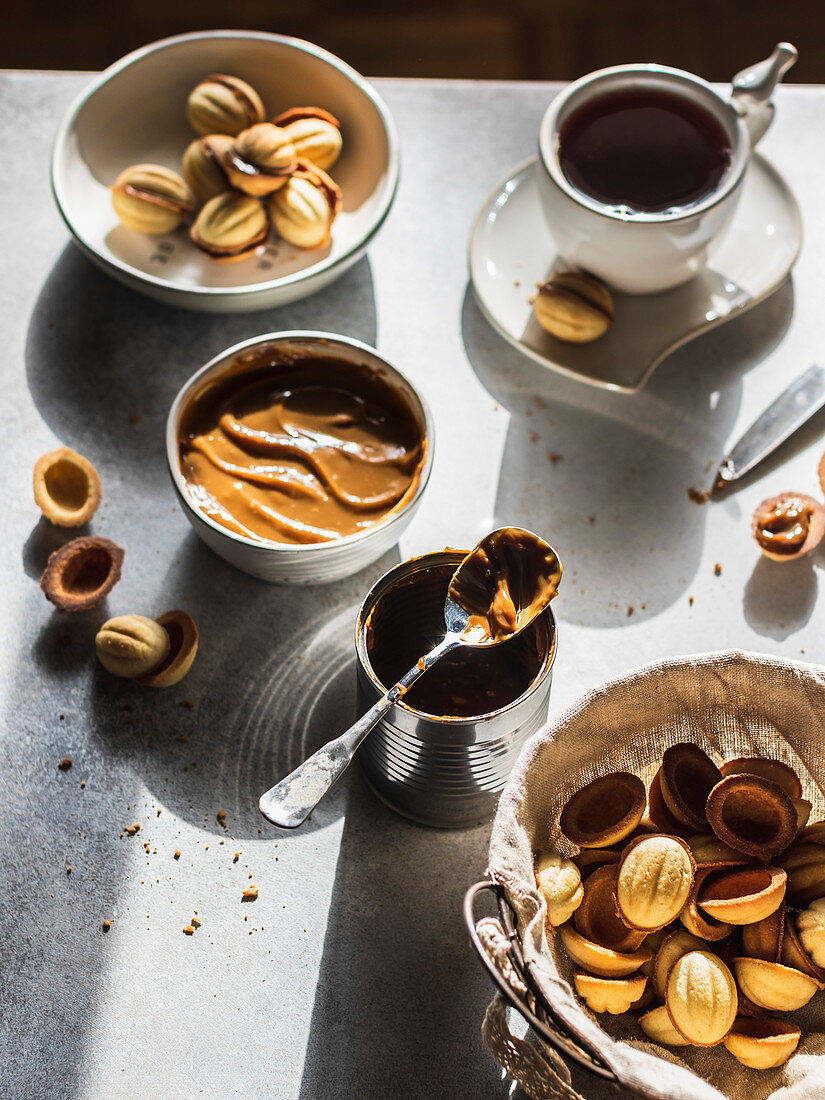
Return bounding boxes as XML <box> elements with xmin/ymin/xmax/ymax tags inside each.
<box><xmin>465</xmin><ymin>650</ymin><xmax>825</xmax><ymax>1100</ymax></box>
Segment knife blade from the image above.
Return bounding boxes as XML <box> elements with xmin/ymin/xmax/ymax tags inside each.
<box><xmin>712</xmin><ymin>364</ymin><xmax>825</xmax><ymax>493</ymax></box>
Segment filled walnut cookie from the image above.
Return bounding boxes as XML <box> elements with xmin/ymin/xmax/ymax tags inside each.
<box><xmin>751</xmin><ymin>492</ymin><xmax>825</xmax><ymax>561</ymax></box>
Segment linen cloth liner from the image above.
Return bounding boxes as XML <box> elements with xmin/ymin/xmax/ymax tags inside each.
<box><xmin>484</xmin><ymin>650</ymin><xmax>825</xmax><ymax>1099</ymax></box>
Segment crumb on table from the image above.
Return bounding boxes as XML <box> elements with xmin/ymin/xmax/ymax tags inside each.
<box><xmin>183</xmin><ymin>925</ymin><xmax>195</xmax><ymax>935</ymax></box>
<box><xmin>58</xmin><ymin>758</ymin><xmax>72</xmax><ymax>770</ymax></box>
<box><xmin>174</xmin><ymin>849</ymin><xmax>181</xmax><ymax>860</ymax></box>
<box><xmin>242</xmin><ymin>885</ymin><xmax>259</xmax><ymax>902</ymax></box>
<box><xmin>217</xmin><ymin>810</ymin><xmax>227</xmax><ymax>828</ymax></box>
<box><xmin>714</xmin><ymin>563</ymin><xmax>722</xmax><ymax>576</ymax></box>
<box><xmin>124</xmin><ymin>823</ymin><xmax>141</xmax><ymax>836</ymax></box>
<box><xmin>102</xmin><ymin>919</ymin><xmax>111</xmax><ymax>932</ymax></box>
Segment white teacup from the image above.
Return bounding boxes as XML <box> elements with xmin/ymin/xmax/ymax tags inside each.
<box><xmin>536</xmin><ymin>44</ymin><xmax>797</xmax><ymax>294</ymax></box>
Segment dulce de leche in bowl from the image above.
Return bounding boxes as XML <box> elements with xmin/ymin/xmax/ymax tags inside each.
<box><xmin>167</xmin><ymin>332</ymin><xmax>433</xmax><ymax>583</ymax></box>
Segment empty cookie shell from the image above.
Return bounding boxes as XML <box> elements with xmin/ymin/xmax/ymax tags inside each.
<box><xmin>706</xmin><ymin>774</ymin><xmax>797</xmax><ymax>861</ymax></box>
<box><xmin>666</xmin><ymin>950</ymin><xmax>738</xmax><ymax>1046</ymax></box>
<box><xmin>571</xmin><ymin>848</ymin><xmax>621</xmax><ymax>881</ymax></box>
<box><xmin>723</xmin><ymin>1018</ymin><xmax>801</xmax><ymax>1069</ymax></box>
<box><xmin>653</xmin><ymin>928</ymin><xmax>705</xmax><ymax>1001</ymax></box>
<box><xmin>639</xmin><ymin>1005</ymin><xmax>691</xmax><ymax>1046</ymax></box>
<box><xmin>559</xmin><ymin>925</ymin><xmax>652</xmax><ymax>978</ymax></box>
<box><xmin>647</xmin><ymin>769</ymin><xmax>691</xmax><ymax>836</ymax></box>
<box><xmin>741</xmin><ymin>902</ymin><xmax>785</xmax><ymax>962</ymax></box>
<box><xmin>33</xmin><ymin>447</ymin><xmax>102</xmax><ymax>527</ymax></box>
<box><xmin>782</xmin><ymin>909</ymin><xmax>825</xmax><ymax>979</ymax></box>
<box><xmin>719</xmin><ymin>756</ymin><xmax>803</xmax><ymax>800</ymax></box>
<box><xmin>559</xmin><ymin>772</ymin><xmax>646</xmax><ymax>848</ymax></box>
<box><xmin>616</xmin><ymin>834</ymin><xmax>695</xmax><ymax>931</ymax></box>
<box><xmin>686</xmin><ymin>833</ymin><xmax>746</xmax><ymax>867</ymax></box>
<box><xmin>534</xmin><ymin>850</ymin><xmax>583</xmax><ymax>929</ymax></box>
<box><xmin>574</xmin><ymin>864</ymin><xmax>647</xmax><ymax>952</ymax></box>
<box><xmin>679</xmin><ymin>865</ymin><xmax>732</xmax><ymax>942</ymax></box>
<box><xmin>139</xmin><ymin>610</ymin><xmax>198</xmax><ymax>687</ymax></box>
<box><xmin>793</xmin><ymin>799</ymin><xmax>813</xmax><ymax>834</ymax></box>
<box><xmin>40</xmin><ymin>536</ymin><xmax>124</xmax><ymax>612</ymax></box>
<box><xmin>751</xmin><ymin>492</ymin><xmax>825</xmax><ymax>561</ymax></box>
<box><xmin>573</xmin><ymin>971</ymin><xmax>647</xmax><ymax>1014</ymax></box>
<box><xmin>660</xmin><ymin>743</ymin><xmax>722</xmax><ymax>832</ymax></box>
<box><xmin>797</xmin><ymin>821</ymin><xmax>825</xmax><ymax>845</ymax></box>
<box><xmin>778</xmin><ymin>842</ymin><xmax>825</xmax><ymax>907</ymax></box>
<box><xmin>733</xmin><ymin>957</ymin><xmax>823</xmax><ymax>1011</ymax></box>
<box><xmin>698</xmin><ymin>866</ymin><xmax>786</xmax><ymax>925</ymax></box>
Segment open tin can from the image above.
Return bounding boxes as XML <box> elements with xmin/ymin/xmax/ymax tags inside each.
<box><xmin>355</xmin><ymin>551</ymin><xmax>557</xmax><ymax>828</ymax></box>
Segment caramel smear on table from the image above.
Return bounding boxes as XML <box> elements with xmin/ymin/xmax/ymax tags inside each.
<box><xmin>449</xmin><ymin>527</ymin><xmax>562</xmax><ymax>644</ymax></box>
<box><xmin>179</xmin><ymin>358</ymin><xmax>425</xmax><ymax>546</ymax></box>
<box><xmin>756</xmin><ymin>497</ymin><xmax>812</xmax><ymax>555</ymax></box>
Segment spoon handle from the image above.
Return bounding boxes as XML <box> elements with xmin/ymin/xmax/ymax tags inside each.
<box><xmin>259</xmin><ymin>633</ymin><xmax>462</xmax><ymax>829</ymax></box>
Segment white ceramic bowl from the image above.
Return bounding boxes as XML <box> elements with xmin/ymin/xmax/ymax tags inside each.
<box><xmin>166</xmin><ymin>332</ymin><xmax>434</xmax><ymax>583</ymax></box>
<box><xmin>51</xmin><ymin>31</ymin><xmax>399</xmax><ymax>312</ymax></box>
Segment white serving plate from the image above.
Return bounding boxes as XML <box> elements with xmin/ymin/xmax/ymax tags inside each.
<box><xmin>469</xmin><ymin>154</ymin><xmax>801</xmax><ymax>393</ymax></box>
<box><xmin>51</xmin><ymin>31</ymin><xmax>399</xmax><ymax>313</ymax></box>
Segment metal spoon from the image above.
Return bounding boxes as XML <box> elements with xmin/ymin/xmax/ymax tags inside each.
<box><xmin>259</xmin><ymin>527</ymin><xmax>562</xmax><ymax>829</ymax></box>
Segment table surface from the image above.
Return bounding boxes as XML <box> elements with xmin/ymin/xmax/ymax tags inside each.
<box><xmin>2</xmin><ymin>72</ymin><xmax>825</xmax><ymax>1100</ymax></box>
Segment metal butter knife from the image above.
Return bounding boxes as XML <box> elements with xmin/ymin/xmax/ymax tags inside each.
<box><xmin>712</xmin><ymin>365</ymin><xmax>825</xmax><ymax>494</ymax></box>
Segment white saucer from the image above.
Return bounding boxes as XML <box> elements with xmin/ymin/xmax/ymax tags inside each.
<box><xmin>469</xmin><ymin>155</ymin><xmax>801</xmax><ymax>393</ymax></box>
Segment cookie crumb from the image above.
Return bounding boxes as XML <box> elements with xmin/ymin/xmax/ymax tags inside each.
<box><xmin>687</xmin><ymin>487</ymin><xmax>710</xmax><ymax>505</ymax></box>
<box><xmin>588</xmin><ymin>516</ymin><xmax>595</xmax><ymax>525</ymax></box>
<box><xmin>626</xmin><ymin>606</ymin><xmax>634</xmax><ymax>617</ymax></box>
<box><xmin>183</xmin><ymin>925</ymin><xmax>195</xmax><ymax>935</ymax></box>
<box><xmin>216</xmin><ymin>810</ymin><xmax>227</xmax><ymax>828</ymax></box>
<box><xmin>714</xmin><ymin>563</ymin><xmax>722</xmax><ymax>577</ymax></box>
<box><xmin>689</xmin><ymin>596</ymin><xmax>694</xmax><ymax>606</ymax></box>
<box><xmin>66</xmin><ymin>866</ymin><xmax>72</xmax><ymax>874</ymax></box>
<box><xmin>546</xmin><ymin>452</ymin><xmax>563</xmax><ymax>465</ymax></box>
<box><xmin>191</xmin><ymin>916</ymin><xmax>201</xmax><ymax>929</ymax></box>
<box><xmin>233</xmin><ymin>852</ymin><xmax>240</xmax><ymax>862</ymax></box>
<box><xmin>102</xmin><ymin>919</ymin><xmax>111</xmax><ymax>932</ymax></box>
<box><xmin>80</xmin><ymin>781</ymin><xmax>86</xmax><ymax>789</ymax></box>
<box><xmin>58</xmin><ymin>757</ymin><xmax>72</xmax><ymax>770</ymax></box>
<box><xmin>124</xmin><ymin>823</ymin><xmax>141</xmax><ymax>836</ymax></box>
<box><xmin>242</xmin><ymin>885</ymin><xmax>258</xmax><ymax>902</ymax></box>
<box><xmin>174</xmin><ymin>849</ymin><xmax>181</xmax><ymax>859</ymax></box>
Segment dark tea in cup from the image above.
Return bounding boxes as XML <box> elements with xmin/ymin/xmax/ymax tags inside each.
<box><xmin>558</xmin><ymin>88</ymin><xmax>733</xmax><ymax>216</ymax></box>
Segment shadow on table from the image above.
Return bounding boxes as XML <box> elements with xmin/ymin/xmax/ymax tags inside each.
<box><xmin>461</xmin><ymin>278</ymin><xmax>796</xmax><ymax>629</ymax></box>
<box><xmin>84</xmin><ymin>530</ymin><xmax>401</xmax><ymax>840</ymax></box>
<box><xmin>297</xmin><ymin>800</ymin><xmax>514</xmax><ymax>1100</ymax></box>
<box><xmin>743</xmin><ymin>552</ymin><xmax>820</xmax><ymax>640</ymax></box>
<box><xmin>25</xmin><ymin>243</ymin><xmax>381</xmax><ymax>476</ymax></box>
<box><xmin>4</xmin><ymin>244</ymin><xmax>385</xmax><ymax>1097</ymax></box>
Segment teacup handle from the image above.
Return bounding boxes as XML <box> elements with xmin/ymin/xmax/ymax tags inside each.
<box><xmin>730</xmin><ymin>42</ymin><xmax>798</xmax><ymax>146</ymax></box>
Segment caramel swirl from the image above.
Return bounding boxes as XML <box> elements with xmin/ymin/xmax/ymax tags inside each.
<box><xmin>178</xmin><ymin>358</ymin><xmax>425</xmax><ymax>546</ymax></box>
<box><xmin>755</xmin><ymin>497</ymin><xmax>812</xmax><ymax>555</ymax></box>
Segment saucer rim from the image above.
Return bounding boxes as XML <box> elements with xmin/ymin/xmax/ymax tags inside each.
<box><xmin>468</xmin><ymin>154</ymin><xmax>802</xmax><ymax>394</ymax></box>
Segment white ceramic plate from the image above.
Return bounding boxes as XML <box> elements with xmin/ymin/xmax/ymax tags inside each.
<box><xmin>469</xmin><ymin>155</ymin><xmax>801</xmax><ymax>392</ymax></box>
<box><xmin>52</xmin><ymin>31</ymin><xmax>399</xmax><ymax>313</ymax></box>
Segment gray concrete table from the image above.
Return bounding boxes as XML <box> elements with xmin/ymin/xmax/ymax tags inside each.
<box><xmin>2</xmin><ymin>72</ymin><xmax>824</xmax><ymax>1100</ymax></box>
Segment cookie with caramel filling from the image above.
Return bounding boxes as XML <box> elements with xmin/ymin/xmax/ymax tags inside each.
<box><xmin>751</xmin><ymin>492</ymin><xmax>825</xmax><ymax>561</ymax></box>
